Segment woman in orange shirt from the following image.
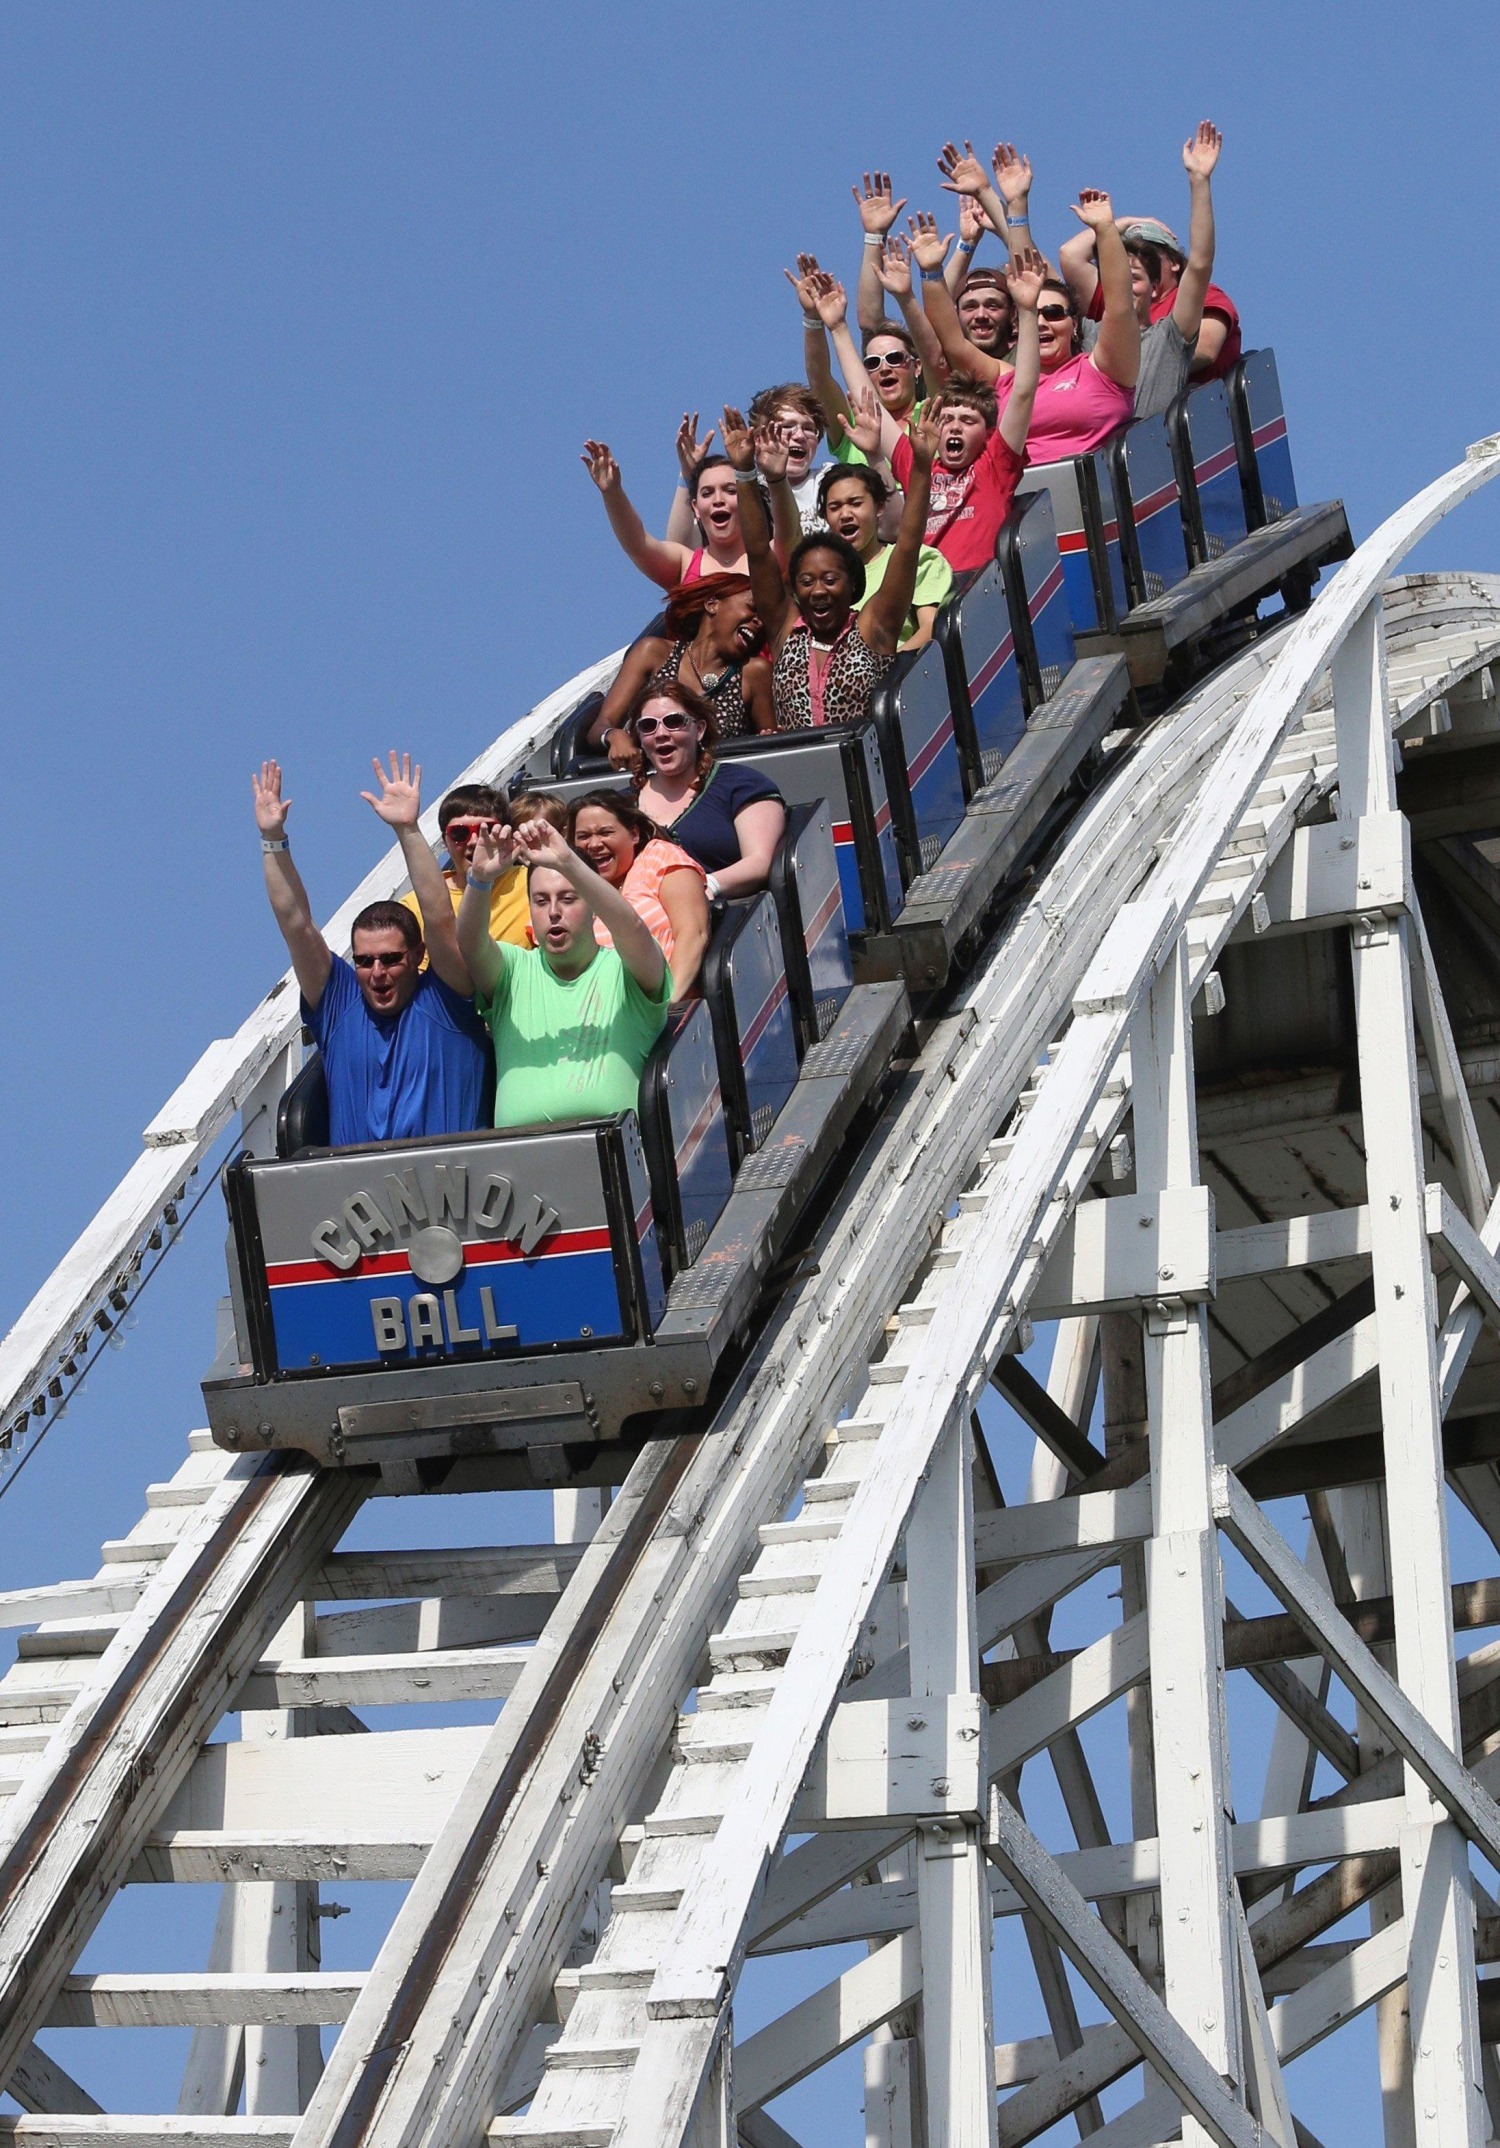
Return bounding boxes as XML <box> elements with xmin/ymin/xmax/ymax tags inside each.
<box><xmin>567</xmin><ymin>791</ymin><xmax>711</xmax><ymax>1003</ymax></box>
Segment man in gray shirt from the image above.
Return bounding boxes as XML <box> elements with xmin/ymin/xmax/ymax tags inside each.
<box><xmin>1082</xmin><ymin>121</ymin><xmax>1224</xmax><ymax>420</ymax></box>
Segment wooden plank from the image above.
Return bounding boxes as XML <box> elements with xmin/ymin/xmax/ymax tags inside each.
<box><xmin>156</xmin><ymin>1724</ymin><xmax>487</xmax><ymax>1836</ymax></box>
<box><xmin>1215</xmin><ymin>1208</ymin><xmax>1371</xmax><ymax>1283</ymax></box>
<box><xmin>314</xmin><ymin>1547</ymin><xmax>583</xmax><ymax>1601</ymax></box>
<box><xmin>47</xmin><ymin>1974</ymin><xmax>364</xmax><ymax>2029</ymax></box>
<box><xmin>233</xmin><ymin>1647</ymin><xmax>528</xmax><ymax>1710</ymax></box>
<box><xmin>733</xmin><ymin>1931</ymin><xmax>920</xmax><ymax>2111</ymax></box>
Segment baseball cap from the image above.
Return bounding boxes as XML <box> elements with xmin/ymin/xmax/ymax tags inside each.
<box><xmin>1120</xmin><ymin>217</ymin><xmax>1184</xmax><ymax>260</ymax></box>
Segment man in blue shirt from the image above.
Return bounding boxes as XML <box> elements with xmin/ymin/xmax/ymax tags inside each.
<box><xmin>252</xmin><ymin>754</ymin><xmax>489</xmax><ymax>1147</ymax></box>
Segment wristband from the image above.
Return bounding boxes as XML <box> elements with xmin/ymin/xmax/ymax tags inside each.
<box><xmin>862</xmin><ymin>232</ymin><xmax>883</xmax><ymax>248</ymax></box>
<box><xmin>466</xmin><ymin>874</ymin><xmax>495</xmax><ymax>893</ymax></box>
<box><xmin>1008</xmin><ymin>212</ymin><xmax>1031</xmax><ymax>227</ymax></box>
<box><xmin>260</xmin><ymin>837</ymin><xmax>289</xmax><ymax>854</ymax></box>
<box><xmin>802</xmin><ymin>312</ymin><xmax>822</xmax><ymax>328</ymax></box>
<box><xmin>957</xmin><ymin>238</ymin><xmax>979</xmax><ymax>255</ymax></box>
<box><xmin>733</xmin><ymin>468</ymin><xmax>761</xmax><ymax>485</ymax></box>
<box><xmin>919</xmin><ymin>265</ymin><xmax>945</xmax><ymax>283</ymax></box>
<box><xmin>704</xmin><ymin>872</ymin><xmax>723</xmax><ymax>903</ymax></box>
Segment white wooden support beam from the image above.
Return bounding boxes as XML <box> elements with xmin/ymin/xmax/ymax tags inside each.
<box><xmin>905</xmin><ymin>1414</ymin><xmax>998</xmax><ymax>2148</ymax></box>
<box><xmin>973</xmin><ymin>1483</ymin><xmax>1153</xmax><ymax>1569</ymax></box>
<box><xmin>1408</xmin><ymin>895</ymin><xmax>1492</xmax><ymax>1228</ymax></box>
<box><xmin>1249</xmin><ymin>813</ymin><xmax>1409</xmax><ymax>937</ymax></box>
<box><xmin>1426</xmin><ymin>1185</ymin><xmax>1500</xmax><ymax>1329</ymax></box>
<box><xmin>985</xmin><ymin>1791</ymin><xmax>1263</xmax><ymax>2148</ymax></box>
<box><xmin>1216</xmin><ymin>1470</ymin><xmax>1500</xmax><ymax>1868</ymax></box>
<box><xmin>733</xmin><ymin>1931</ymin><xmax>920</xmax><ymax>2111</ymax></box>
<box><xmin>1132</xmin><ymin>937</ymin><xmax>1244</xmax><ymax>2139</ymax></box>
<box><xmin>1215</xmin><ymin>1207</ymin><xmax>1372</xmax><ymax>1283</ymax></box>
<box><xmin>791</xmin><ymin>1697</ymin><xmax>984</xmax><ymax>1828</ymax></box>
<box><xmin>1028</xmin><ymin>1188</ymin><xmax>1215</xmax><ymax>1320</ymax></box>
<box><xmin>1334</xmin><ymin>591</ymin><xmax>1487</xmax><ymax>2148</ymax></box>
<box><xmin>1233</xmin><ymin>1891</ymin><xmax>1294</xmax><ymax>2148</ymax></box>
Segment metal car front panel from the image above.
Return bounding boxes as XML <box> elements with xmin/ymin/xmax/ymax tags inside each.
<box><xmin>233</xmin><ymin>1123</ymin><xmax>645</xmax><ymax>1375</ymax></box>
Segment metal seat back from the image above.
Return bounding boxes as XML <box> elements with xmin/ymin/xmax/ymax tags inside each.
<box><xmin>1015</xmin><ymin>450</ymin><xmax>1126</xmax><ymax>634</ymax></box>
<box><xmin>999</xmin><ymin>484</ymin><xmax>1076</xmax><ymax>712</ymax></box>
<box><xmin>769</xmin><ymin>802</ymin><xmax>853</xmax><ymax>1051</ymax></box>
<box><xmin>718</xmin><ymin>725</ymin><xmax>902</xmax><ymax>936</ymax></box>
<box><xmin>1229</xmin><ymin>347</ymin><xmax>1298</xmax><ymax>529</ymax></box>
<box><xmin>700</xmin><ymin>892</ymin><xmax>801</xmax><ymax>1164</ymax></box>
<box><xmin>870</xmin><ymin>639</ymin><xmax>969</xmax><ymax>881</ymax></box>
<box><xmin>936</xmin><ymin>562</ymin><xmax>1026</xmax><ymax>788</ymax></box>
<box><xmin>1168</xmin><ymin>378</ymin><xmax>1249</xmax><ymax>567</ymax></box>
<box><xmin>638</xmin><ymin>997</ymin><xmax>734</xmax><ymax>1278</ymax></box>
<box><xmin>1109</xmin><ymin>413</ymin><xmax>1191</xmax><ymax>607</ymax></box>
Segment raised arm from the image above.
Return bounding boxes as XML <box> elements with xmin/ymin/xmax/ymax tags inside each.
<box><xmin>948</xmin><ymin>192</ymin><xmax>986</xmax><ymax>296</ymax></box>
<box><xmin>581</xmin><ymin>440</ymin><xmax>690</xmax><ymax>591</ymax></box>
<box><xmin>858</xmin><ymin>405</ymin><xmax>937</xmax><ymax>659</ymax></box>
<box><xmin>456</xmin><ymin>820</ymin><xmax>515</xmax><ymax>1002</ymax></box>
<box><xmin>872</xmin><ymin>238</ymin><xmax>950</xmax><ymax>398</ymax></box>
<box><xmin>990</xmin><ymin>142</ymin><xmax>1036</xmax><ymax>260</ymax></box>
<box><xmin>910</xmin><ymin>214</ymin><xmax>1005</xmax><ymax>386</ymax></box>
<box><xmin>593</xmin><ymin>634</ymin><xmax>671</xmax><ymax>756</ymax></box>
<box><xmin>852</xmin><ymin>170</ymin><xmax>908</xmax><ymax>336</ymax></box>
<box><xmin>1070</xmin><ymin>191</ymin><xmax>1140</xmax><ymax>392</ymax></box>
<box><xmin>252</xmin><ymin>760</ymin><xmax>333</xmax><ymax>1009</ymax></box>
<box><xmin>789</xmin><ymin>256</ymin><xmax>853</xmax><ymax>448</ymax></box>
<box><xmin>812</xmin><ymin>267</ymin><xmax>908</xmax><ymax>462</ymax></box>
<box><xmin>721</xmin><ymin>406</ymin><xmax>792</xmax><ymax>644</ymax></box>
<box><xmin>998</xmin><ymin>250</ymin><xmax>1044</xmax><ymax>457</ymax></box>
<box><xmin>518</xmin><ymin>818</ymin><xmax>666</xmax><ymax>996</ymax></box>
<box><xmin>663</xmin><ymin>413</ymin><xmax>718</xmax><ymax>550</ymax></box>
<box><xmin>359</xmin><ymin>752</ymin><xmax>472</xmax><ymax>997</ymax></box>
<box><xmin>938</xmin><ymin>140</ymin><xmax>1016</xmax><ymax>269</ymax></box>
<box><xmin>1171</xmin><ymin>122</ymin><xmax>1222</xmax><ymax>348</ymax></box>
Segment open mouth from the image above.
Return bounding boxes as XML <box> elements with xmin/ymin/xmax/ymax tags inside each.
<box><xmin>943</xmin><ymin>431</ymin><xmax>968</xmax><ymax>461</ymax></box>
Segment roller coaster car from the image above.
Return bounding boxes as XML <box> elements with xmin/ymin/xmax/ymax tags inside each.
<box><xmin>203</xmin><ymin>810</ymin><xmax>908</xmax><ymax>1475</ymax></box>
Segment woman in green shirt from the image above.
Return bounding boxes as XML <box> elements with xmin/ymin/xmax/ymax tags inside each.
<box><xmin>457</xmin><ymin>817</ymin><xmax>672</xmax><ymax>1132</ymax></box>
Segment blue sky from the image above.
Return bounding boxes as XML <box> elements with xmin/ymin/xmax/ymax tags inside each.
<box><xmin>2</xmin><ymin>1</ymin><xmax>1500</xmax><ymax>2134</ymax></box>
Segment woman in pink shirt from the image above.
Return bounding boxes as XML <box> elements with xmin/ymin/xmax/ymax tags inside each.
<box><xmin>914</xmin><ymin>183</ymin><xmax>1139</xmax><ymax>462</ymax></box>
<box><xmin>567</xmin><ymin>791</ymin><xmax>711</xmax><ymax>1002</ymax></box>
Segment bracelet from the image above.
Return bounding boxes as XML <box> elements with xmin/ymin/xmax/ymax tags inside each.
<box><xmin>957</xmin><ymin>238</ymin><xmax>979</xmax><ymax>255</ymax></box>
<box><xmin>802</xmin><ymin>312</ymin><xmax>822</xmax><ymax>328</ymax></box>
<box><xmin>260</xmin><ymin>837</ymin><xmax>289</xmax><ymax>854</ymax></box>
<box><xmin>704</xmin><ymin>872</ymin><xmax>723</xmax><ymax>903</ymax></box>
<box><xmin>919</xmin><ymin>265</ymin><xmax>945</xmax><ymax>283</ymax></box>
<box><xmin>467</xmin><ymin>874</ymin><xmax>495</xmax><ymax>893</ymax></box>
<box><xmin>733</xmin><ymin>468</ymin><xmax>761</xmax><ymax>485</ymax></box>
<box><xmin>862</xmin><ymin>232</ymin><xmax>883</xmax><ymax>248</ymax></box>
<box><xmin>1008</xmin><ymin>212</ymin><xmax>1031</xmax><ymax>227</ymax></box>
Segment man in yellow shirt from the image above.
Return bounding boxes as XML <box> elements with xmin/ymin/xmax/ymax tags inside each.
<box><xmin>400</xmin><ymin>784</ymin><xmax>530</xmax><ymax>954</ymax></box>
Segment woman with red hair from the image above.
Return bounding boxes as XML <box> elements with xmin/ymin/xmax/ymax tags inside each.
<box><xmin>587</xmin><ymin>572</ymin><xmax>775</xmax><ymax>766</ymax></box>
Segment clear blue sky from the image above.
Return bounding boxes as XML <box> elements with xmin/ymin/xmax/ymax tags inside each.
<box><xmin>2</xmin><ymin>2</ymin><xmax>1499</xmax><ymax>2134</ymax></box>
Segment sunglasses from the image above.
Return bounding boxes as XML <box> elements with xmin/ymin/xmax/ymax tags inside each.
<box><xmin>443</xmin><ymin>818</ymin><xmax>489</xmax><ymax>843</ymax></box>
<box><xmin>1036</xmin><ymin>304</ymin><xmax>1072</xmax><ymax>323</ymax></box>
<box><xmin>353</xmin><ymin>951</ymin><xmax>410</xmax><ymax>972</ymax></box>
<box><xmin>635</xmin><ymin>712</ymin><xmax>693</xmax><ymax>735</ymax></box>
<box><xmin>867</xmin><ymin>352</ymin><xmax>914</xmax><ymax>372</ymax></box>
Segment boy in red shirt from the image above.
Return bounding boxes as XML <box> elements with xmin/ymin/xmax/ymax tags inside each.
<box><xmin>890</xmin><ymin>247</ymin><xmax>1041</xmax><ymax>574</ymax></box>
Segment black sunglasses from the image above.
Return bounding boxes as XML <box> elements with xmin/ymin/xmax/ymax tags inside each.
<box><xmin>1036</xmin><ymin>304</ymin><xmax>1072</xmax><ymax>323</ymax></box>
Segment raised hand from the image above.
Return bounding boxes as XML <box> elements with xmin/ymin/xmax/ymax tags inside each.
<box><xmin>675</xmin><ymin>411</ymin><xmax>716</xmax><ymax>485</ymax></box>
<box><xmin>937</xmin><ymin>139</ymin><xmax>989</xmax><ymax>197</ymax></box>
<box><xmin>580</xmin><ymin>439</ymin><xmax>620</xmax><ymax>493</ymax></box>
<box><xmin>719</xmin><ymin>405</ymin><xmax>756</xmax><ymax>473</ymax></box>
<box><xmin>1006</xmin><ymin>244</ymin><xmax>1047</xmax><ymax>313</ymax></box>
<box><xmin>253</xmin><ymin>759</ymin><xmax>291</xmax><ymax>839</ymax></box>
<box><xmin>908</xmin><ymin>401</ymin><xmax>942</xmax><ymax>472</ymax></box>
<box><xmin>853</xmin><ymin>170</ymin><xmax>907</xmax><ymax>235</ymax></box>
<box><xmin>360</xmin><ymin>751</ymin><xmax>422</xmax><ymax>831</ymax></box>
<box><xmin>752</xmin><ymin>422</ymin><xmax>791</xmax><ymax>484</ymax></box>
<box><xmin>1183</xmin><ymin>120</ymin><xmax>1222</xmax><ymax>179</ymax></box>
<box><xmin>959</xmin><ymin>193</ymin><xmax>987</xmax><ymax>249</ymax></box>
<box><xmin>784</xmin><ymin>256</ymin><xmax>823</xmax><ymax>313</ymax></box>
<box><xmin>810</xmin><ymin>270</ymin><xmax>848</xmax><ymax>328</ymax></box>
<box><xmin>874</xmin><ymin>234</ymin><xmax>914</xmax><ymax>299</ymax></box>
<box><xmin>515</xmin><ymin>817</ymin><xmax>570</xmax><ymax>871</ymax></box>
<box><xmin>836</xmin><ymin>383</ymin><xmax>884</xmax><ymax>459</ymax></box>
<box><xmin>1069</xmin><ymin>189</ymin><xmax>1116</xmax><ymax>233</ymax></box>
<box><xmin>605</xmin><ymin>726</ymin><xmax>644</xmax><ymax>772</ymax></box>
<box><xmin>470</xmin><ymin>819</ymin><xmax>518</xmax><ymax>883</ymax></box>
<box><xmin>991</xmin><ymin>142</ymin><xmax>1033</xmax><ymax>209</ymax></box>
<box><xmin>906</xmin><ymin>211</ymin><xmax>953</xmax><ymax>274</ymax></box>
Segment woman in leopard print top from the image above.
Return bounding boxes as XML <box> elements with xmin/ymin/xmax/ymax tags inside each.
<box><xmin>722</xmin><ymin>399</ymin><xmax>939</xmax><ymax>731</ymax></box>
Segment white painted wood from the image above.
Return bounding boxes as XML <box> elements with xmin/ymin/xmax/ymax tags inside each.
<box><xmin>905</xmin><ymin>1416</ymin><xmax>997</xmax><ymax>2148</ymax></box>
<box><xmin>734</xmin><ymin>1931</ymin><xmax>921</xmax><ymax>2110</ymax></box>
<box><xmin>1133</xmin><ymin>939</ymin><xmax>1243</xmax><ymax>2143</ymax></box>
<box><xmin>1252</xmin><ymin>812</ymin><xmax>1409</xmax><ymax>935</ymax></box>
<box><xmin>986</xmin><ymin>1791</ymin><xmax>1261</xmax><ymax>2148</ymax></box>
<box><xmin>864</xmin><ymin>2036</ymin><xmax>917</xmax><ymax>2148</ymax></box>
<box><xmin>973</xmin><ymin>1483</ymin><xmax>1153</xmax><ymax>1567</ymax></box>
<box><xmin>1029</xmin><ymin>1187</ymin><xmax>1214</xmax><ymax>1319</ymax></box>
<box><xmin>1335</xmin><ymin>594</ymin><xmax>1486</xmax><ymax>2148</ymax></box>
<box><xmin>1215</xmin><ymin>1206</ymin><xmax>1371</xmax><ymax>1282</ymax></box>
<box><xmin>792</xmin><ymin>1696</ymin><xmax>984</xmax><ymax>1826</ymax></box>
<box><xmin>50</xmin><ymin>1975</ymin><xmax>363</xmax><ymax>2029</ymax></box>
<box><xmin>158</xmin><ymin>1724</ymin><xmax>486</xmax><ymax>1841</ymax></box>
<box><xmin>0</xmin><ymin>2126</ymin><xmax>296</xmax><ymax>2147</ymax></box>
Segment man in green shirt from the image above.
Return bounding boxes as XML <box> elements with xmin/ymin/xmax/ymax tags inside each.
<box><xmin>457</xmin><ymin>815</ymin><xmax>672</xmax><ymax>1131</ymax></box>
